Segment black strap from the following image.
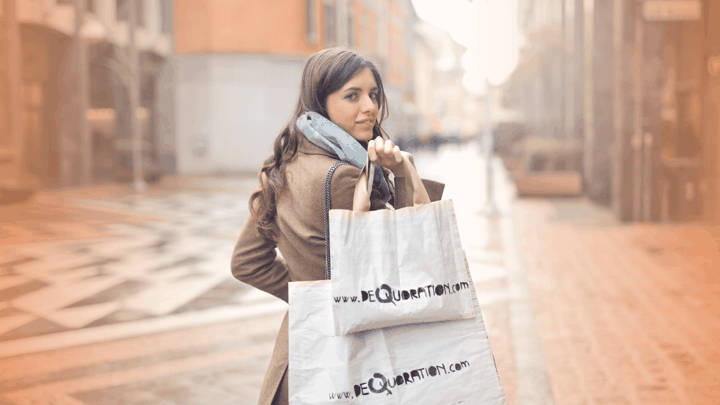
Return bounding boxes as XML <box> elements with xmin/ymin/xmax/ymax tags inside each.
<box><xmin>324</xmin><ymin>161</ymin><xmax>352</xmax><ymax>280</ymax></box>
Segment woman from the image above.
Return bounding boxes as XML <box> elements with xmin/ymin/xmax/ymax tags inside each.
<box><xmin>231</xmin><ymin>48</ymin><xmax>444</xmax><ymax>405</ymax></box>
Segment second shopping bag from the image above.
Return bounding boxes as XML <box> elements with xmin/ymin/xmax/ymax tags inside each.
<box><xmin>328</xmin><ymin>155</ymin><xmax>475</xmax><ymax>335</ymax></box>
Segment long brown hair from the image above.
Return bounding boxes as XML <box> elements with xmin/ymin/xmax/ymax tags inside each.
<box><xmin>249</xmin><ymin>48</ymin><xmax>390</xmax><ymax>241</ymax></box>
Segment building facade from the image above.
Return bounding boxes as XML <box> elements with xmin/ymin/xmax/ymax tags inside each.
<box><xmin>412</xmin><ymin>21</ymin><xmax>476</xmax><ymax>141</ymax></box>
<box><xmin>0</xmin><ymin>0</ymin><xmax>175</xmax><ymax>191</ymax></box>
<box><xmin>173</xmin><ymin>0</ymin><xmax>419</xmax><ymax>175</ymax></box>
<box><xmin>509</xmin><ymin>0</ymin><xmax>719</xmax><ymax>223</ymax></box>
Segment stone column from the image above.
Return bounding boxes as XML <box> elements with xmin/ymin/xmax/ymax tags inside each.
<box><xmin>155</xmin><ymin>57</ymin><xmax>176</xmax><ymax>175</ymax></box>
<box><xmin>616</xmin><ymin>0</ymin><xmax>638</xmax><ymax>222</ymax></box>
<box><xmin>611</xmin><ymin>0</ymin><xmax>625</xmax><ymax>219</ymax></box>
<box><xmin>75</xmin><ymin>0</ymin><xmax>91</xmax><ymax>185</ymax></box>
<box><xmin>589</xmin><ymin>0</ymin><xmax>616</xmax><ymax>206</ymax></box>
<box><xmin>641</xmin><ymin>19</ymin><xmax>664</xmax><ymax>222</ymax></box>
<box><xmin>5</xmin><ymin>0</ymin><xmax>22</xmax><ymax>184</ymax></box>
<box><xmin>573</xmin><ymin>0</ymin><xmax>584</xmax><ymax>141</ymax></box>
<box><xmin>56</xmin><ymin>2</ymin><xmax>84</xmax><ymax>186</ymax></box>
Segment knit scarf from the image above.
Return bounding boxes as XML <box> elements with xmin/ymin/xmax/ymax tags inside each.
<box><xmin>296</xmin><ymin>111</ymin><xmax>392</xmax><ymax>202</ymax></box>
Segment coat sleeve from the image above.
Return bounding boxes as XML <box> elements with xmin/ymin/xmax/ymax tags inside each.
<box><xmin>328</xmin><ymin>164</ymin><xmax>361</xmax><ymax>210</ymax></box>
<box><xmin>393</xmin><ymin>177</ymin><xmax>445</xmax><ymax>208</ymax></box>
<box><xmin>231</xmin><ymin>213</ymin><xmax>290</xmax><ymax>303</ymax></box>
<box><xmin>422</xmin><ymin>179</ymin><xmax>445</xmax><ymax>202</ymax></box>
<box><xmin>330</xmin><ymin>164</ymin><xmax>445</xmax><ymax>210</ymax></box>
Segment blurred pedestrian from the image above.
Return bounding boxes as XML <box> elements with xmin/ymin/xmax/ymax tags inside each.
<box><xmin>230</xmin><ymin>48</ymin><xmax>444</xmax><ymax>405</ymax></box>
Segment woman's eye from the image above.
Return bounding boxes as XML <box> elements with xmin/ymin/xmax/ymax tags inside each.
<box><xmin>346</xmin><ymin>93</ymin><xmax>357</xmax><ymax>100</ymax></box>
<box><xmin>370</xmin><ymin>93</ymin><xmax>378</xmax><ymax>100</ymax></box>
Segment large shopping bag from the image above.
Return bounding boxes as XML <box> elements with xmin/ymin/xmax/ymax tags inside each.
<box><xmin>328</xmin><ymin>154</ymin><xmax>475</xmax><ymax>335</ymax></box>
<box><xmin>288</xmin><ymin>272</ymin><xmax>506</xmax><ymax>404</ymax></box>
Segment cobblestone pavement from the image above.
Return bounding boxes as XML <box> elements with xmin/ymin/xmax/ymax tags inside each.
<box><xmin>0</xmin><ymin>176</ymin><xmax>285</xmax><ymax>355</ymax></box>
<box><xmin>0</xmin><ymin>145</ymin><xmax>526</xmax><ymax>404</ymax></box>
<box><xmin>2</xmin><ymin>143</ymin><xmax>717</xmax><ymax>404</ymax></box>
<box><xmin>514</xmin><ymin>198</ymin><xmax>720</xmax><ymax>405</ymax></box>
<box><xmin>0</xmin><ymin>176</ymin><xmax>289</xmax><ymax>404</ymax></box>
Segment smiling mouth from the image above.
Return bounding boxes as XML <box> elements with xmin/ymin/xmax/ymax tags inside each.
<box><xmin>356</xmin><ymin>120</ymin><xmax>374</xmax><ymax>125</ymax></box>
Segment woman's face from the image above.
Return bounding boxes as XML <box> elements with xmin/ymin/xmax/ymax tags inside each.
<box><xmin>325</xmin><ymin>67</ymin><xmax>379</xmax><ymax>142</ymax></box>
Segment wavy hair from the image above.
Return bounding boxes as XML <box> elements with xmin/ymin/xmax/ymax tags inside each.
<box><xmin>249</xmin><ymin>48</ymin><xmax>390</xmax><ymax>241</ymax></box>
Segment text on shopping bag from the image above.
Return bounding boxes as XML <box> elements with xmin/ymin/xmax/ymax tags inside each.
<box><xmin>332</xmin><ymin>281</ymin><xmax>472</xmax><ymax>305</ymax></box>
<box><xmin>326</xmin><ymin>359</ymin><xmax>473</xmax><ymax>400</ymax></box>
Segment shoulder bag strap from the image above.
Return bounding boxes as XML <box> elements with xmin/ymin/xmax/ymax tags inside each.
<box><xmin>324</xmin><ymin>161</ymin><xmax>353</xmax><ymax>280</ymax></box>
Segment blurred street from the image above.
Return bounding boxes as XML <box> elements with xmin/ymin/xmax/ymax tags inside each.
<box><xmin>2</xmin><ymin>0</ymin><xmax>720</xmax><ymax>404</ymax></box>
<box><xmin>1</xmin><ymin>143</ymin><xmax>718</xmax><ymax>404</ymax></box>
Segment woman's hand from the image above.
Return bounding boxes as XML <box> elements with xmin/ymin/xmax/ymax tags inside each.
<box><xmin>367</xmin><ymin>137</ymin><xmax>413</xmax><ymax>177</ymax></box>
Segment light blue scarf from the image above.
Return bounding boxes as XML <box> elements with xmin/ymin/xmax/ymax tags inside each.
<box><xmin>296</xmin><ymin>111</ymin><xmax>392</xmax><ymax>202</ymax></box>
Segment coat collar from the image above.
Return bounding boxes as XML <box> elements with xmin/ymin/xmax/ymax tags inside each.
<box><xmin>296</xmin><ymin>131</ymin><xmax>370</xmax><ymax>160</ymax></box>
<box><xmin>296</xmin><ymin>133</ymin><xmax>340</xmax><ymax>159</ymax></box>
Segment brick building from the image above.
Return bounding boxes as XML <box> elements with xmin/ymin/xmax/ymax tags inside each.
<box><xmin>173</xmin><ymin>0</ymin><xmax>419</xmax><ymax>175</ymax></box>
<box><xmin>0</xmin><ymin>0</ymin><xmax>175</xmax><ymax>192</ymax></box>
<box><xmin>507</xmin><ymin>0</ymin><xmax>720</xmax><ymax>223</ymax></box>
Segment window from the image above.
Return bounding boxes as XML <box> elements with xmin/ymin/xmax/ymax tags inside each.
<box><xmin>0</xmin><ymin>46</ymin><xmax>5</xmax><ymax>145</ymax></box>
<box><xmin>116</xmin><ymin>0</ymin><xmax>144</xmax><ymax>27</ymax></box>
<box><xmin>347</xmin><ymin>13</ymin><xmax>354</xmax><ymax>48</ymax></box>
<box><xmin>388</xmin><ymin>25</ymin><xmax>404</xmax><ymax>82</ymax></box>
<box><xmin>306</xmin><ymin>0</ymin><xmax>316</xmax><ymax>44</ymax></box>
<box><xmin>21</xmin><ymin>81</ymin><xmax>44</xmax><ymax>175</ymax></box>
<box><xmin>51</xmin><ymin>0</ymin><xmax>91</xmax><ymax>12</ymax></box>
<box><xmin>367</xmin><ymin>11</ymin><xmax>377</xmax><ymax>54</ymax></box>
<box><xmin>0</xmin><ymin>80</ymin><xmax>6</xmax><ymax>146</ymax></box>
<box><xmin>377</xmin><ymin>16</ymin><xmax>387</xmax><ymax>57</ymax></box>
<box><xmin>160</xmin><ymin>0</ymin><xmax>172</xmax><ymax>34</ymax></box>
<box><xmin>116</xmin><ymin>0</ymin><xmax>128</xmax><ymax>21</ymax></box>
<box><xmin>361</xmin><ymin>9</ymin><xmax>368</xmax><ymax>51</ymax></box>
<box><xmin>136</xmin><ymin>0</ymin><xmax>145</xmax><ymax>28</ymax></box>
<box><xmin>324</xmin><ymin>3</ymin><xmax>335</xmax><ymax>46</ymax></box>
<box><xmin>22</xmin><ymin>83</ymin><xmax>43</xmax><ymax>108</ymax></box>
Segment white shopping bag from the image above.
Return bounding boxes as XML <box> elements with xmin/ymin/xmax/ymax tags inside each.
<box><xmin>329</xmin><ymin>154</ymin><xmax>475</xmax><ymax>335</ymax></box>
<box><xmin>288</xmin><ymin>272</ymin><xmax>505</xmax><ymax>404</ymax></box>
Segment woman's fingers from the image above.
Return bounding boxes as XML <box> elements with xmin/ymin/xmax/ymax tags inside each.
<box><xmin>369</xmin><ymin>138</ymin><xmax>402</xmax><ymax>166</ymax></box>
<box><xmin>392</xmin><ymin>145</ymin><xmax>402</xmax><ymax>164</ymax></box>
<box><xmin>374</xmin><ymin>137</ymin><xmax>384</xmax><ymax>156</ymax></box>
<box><xmin>383</xmin><ymin>140</ymin><xmax>396</xmax><ymax>162</ymax></box>
<box><xmin>368</xmin><ymin>139</ymin><xmax>379</xmax><ymax>163</ymax></box>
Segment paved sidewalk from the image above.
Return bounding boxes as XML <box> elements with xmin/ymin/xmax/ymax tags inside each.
<box><xmin>415</xmin><ymin>145</ymin><xmax>552</xmax><ymax>405</ymax></box>
<box><xmin>0</xmin><ymin>175</ymin><xmax>288</xmax><ymax>405</ymax></box>
<box><xmin>512</xmin><ymin>193</ymin><xmax>720</xmax><ymax>404</ymax></box>
<box><xmin>421</xmin><ymin>145</ymin><xmax>720</xmax><ymax>405</ymax></box>
<box><xmin>1</xmin><ymin>145</ymin><xmax>717</xmax><ymax>404</ymax></box>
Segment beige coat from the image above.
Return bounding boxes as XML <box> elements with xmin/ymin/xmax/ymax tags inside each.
<box><xmin>231</xmin><ymin>136</ymin><xmax>444</xmax><ymax>405</ymax></box>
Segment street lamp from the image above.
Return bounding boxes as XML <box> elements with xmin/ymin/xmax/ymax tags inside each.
<box><xmin>478</xmin><ymin>0</ymin><xmax>498</xmax><ymax>217</ymax></box>
<box><xmin>477</xmin><ymin>0</ymin><xmax>519</xmax><ymax>217</ymax></box>
<box><xmin>124</xmin><ymin>0</ymin><xmax>146</xmax><ymax>192</ymax></box>
<box><xmin>479</xmin><ymin>78</ymin><xmax>498</xmax><ymax>216</ymax></box>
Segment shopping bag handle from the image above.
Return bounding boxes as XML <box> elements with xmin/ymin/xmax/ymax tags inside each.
<box><xmin>324</xmin><ymin>161</ymin><xmax>353</xmax><ymax>280</ymax></box>
<box><xmin>352</xmin><ymin>152</ymin><xmax>431</xmax><ymax>212</ymax></box>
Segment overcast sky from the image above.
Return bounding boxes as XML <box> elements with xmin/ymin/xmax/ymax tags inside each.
<box><xmin>410</xmin><ymin>0</ymin><xmax>519</xmax><ymax>95</ymax></box>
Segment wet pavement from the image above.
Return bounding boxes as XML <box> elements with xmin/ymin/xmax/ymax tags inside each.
<box><xmin>514</xmin><ymin>199</ymin><xmax>720</xmax><ymax>405</ymax></box>
<box><xmin>1</xmin><ymin>143</ymin><xmax>718</xmax><ymax>404</ymax></box>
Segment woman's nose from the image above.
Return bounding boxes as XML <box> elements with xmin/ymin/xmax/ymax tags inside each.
<box><xmin>361</xmin><ymin>94</ymin><xmax>377</xmax><ymax>113</ymax></box>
